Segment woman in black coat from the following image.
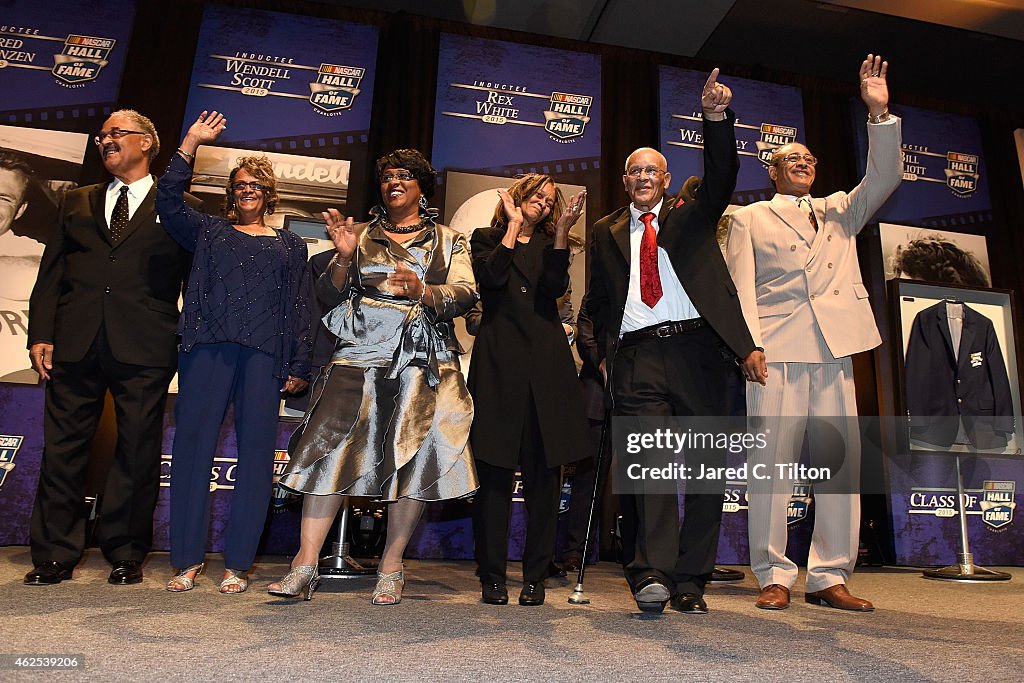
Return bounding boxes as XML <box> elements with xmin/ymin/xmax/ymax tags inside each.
<box><xmin>469</xmin><ymin>174</ymin><xmax>588</xmax><ymax>606</ymax></box>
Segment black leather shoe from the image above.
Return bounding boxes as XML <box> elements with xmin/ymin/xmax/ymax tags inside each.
<box><xmin>481</xmin><ymin>582</ymin><xmax>509</xmax><ymax>605</ymax></box>
<box><xmin>562</xmin><ymin>555</ymin><xmax>583</xmax><ymax>574</ymax></box>
<box><xmin>547</xmin><ymin>561</ymin><xmax>566</xmax><ymax>578</ymax></box>
<box><xmin>633</xmin><ymin>577</ymin><xmax>671</xmax><ymax>613</ymax></box>
<box><xmin>108</xmin><ymin>560</ymin><xmax>143</xmax><ymax>585</ymax></box>
<box><xmin>24</xmin><ymin>561</ymin><xmax>73</xmax><ymax>585</ymax></box>
<box><xmin>709</xmin><ymin>566</ymin><xmax>745</xmax><ymax>582</ymax></box>
<box><xmin>670</xmin><ymin>593</ymin><xmax>709</xmax><ymax>614</ymax></box>
<box><xmin>519</xmin><ymin>581</ymin><xmax>545</xmax><ymax>606</ymax></box>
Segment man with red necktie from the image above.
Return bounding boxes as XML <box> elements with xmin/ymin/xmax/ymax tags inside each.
<box><xmin>582</xmin><ymin>69</ymin><xmax>758</xmax><ymax>614</ymax></box>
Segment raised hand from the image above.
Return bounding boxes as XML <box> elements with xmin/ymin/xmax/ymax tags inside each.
<box><xmin>859</xmin><ymin>54</ymin><xmax>889</xmax><ymax>117</ymax></box>
<box><xmin>701</xmin><ymin>68</ymin><xmax>732</xmax><ymax>118</ymax></box>
<box><xmin>323</xmin><ymin>208</ymin><xmax>357</xmax><ymax>260</ymax></box>
<box><xmin>553</xmin><ymin>189</ymin><xmax>587</xmax><ymax>249</ymax></box>
<box><xmin>180</xmin><ymin>110</ymin><xmax>226</xmax><ymax>156</ymax></box>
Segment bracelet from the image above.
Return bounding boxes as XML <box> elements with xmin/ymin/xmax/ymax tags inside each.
<box><xmin>176</xmin><ymin>148</ymin><xmax>195</xmax><ymax>161</ymax></box>
<box><xmin>331</xmin><ymin>255</ymin><xmax>351</xmax><ymax>270</ymax></box>
<box><xmin>867</xmin><ymin>108</ymin><xmax>890</xmax><ymax>124</ymax></box>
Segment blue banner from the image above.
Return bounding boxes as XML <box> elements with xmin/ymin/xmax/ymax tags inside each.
<box><xmin>659</xmin><ymin>66</ymin><xmax>805</xmax><ymax>204</ymax></box>
<box><xmin>0</xmin><ymin>0</ymin><xmax>135</xmax><ymax>120</ymax></box>
<box><xmin>853</xmin><ymin>102</ymin><xmax>992</xmax><ymax>228</ymax></box>
<box><xmin>181</xmin><ymin>5</ymin><xmax>378</xmax><ymax>147</ymax></box>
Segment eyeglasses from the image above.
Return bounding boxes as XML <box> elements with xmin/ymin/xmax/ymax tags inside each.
<box><xmin>779</xmin><ymin>153</ymin><xmax>817</xmax><ymax>166</ymax></box>
<box><xmin>93</xmin><ymin>129</ymin><xmax>146</xmax><ymax>146</ymax></box>
<box><xmin>231</xmin><ymin>181</ymin><xmax>266</xmax><ymax>192</ymax></box>
<box><xmin>380</xmin><ymin>171</ymin><xmax>415</xmax><ymax>183</ymax></box>
<box><xmin>626</xmin><ymin>166</ymin><xmax>666</xmax><ymax>178</ymax></box>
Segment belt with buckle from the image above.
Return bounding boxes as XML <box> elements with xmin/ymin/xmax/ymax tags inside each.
<box><xmin>620</xmin><ymin>318</ymin><xmax>706</xmax><ymax>346</ymax></box>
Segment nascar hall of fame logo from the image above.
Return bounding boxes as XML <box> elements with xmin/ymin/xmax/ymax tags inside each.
<box><xmin>0</xmin><ymin>435</ymin><xmax>24</xmax><ymax>489</ymax></box>
<box><xmin>52</xmin><ymin>34</ymin><xmax>116</xmax><ymax>85</ymax></box>
<box><xmin>755</xmin><ymin>123</ymin><xmax>797</xmax><ymax>166</ymax></box>
<box><xmin>544</xmin><ymin>92</ymin><xmax>592</xmax><ymax>140</ymax></box>
<box><xmin>981</xmin><ymin>480</ymin><xmax>1015</xmax><ymax>530</ymax></box>
<box><xmin>309</xmin><ymin>63</ymin><xmax>364</xmax><ymax>114</ymax></box>
<box><xmin>786</xmin><ymin>481</ymin><xmax>812</xmax><ymax>526</ymax></box>
<box><xmin>945</xmin><ymin>151</ymin><xmax>980</xmax><ymax>197</ymax></box>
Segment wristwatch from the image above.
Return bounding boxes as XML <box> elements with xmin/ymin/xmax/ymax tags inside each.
<box><xmin>867</xmin><ymin>108</ymin><xmax>891</xmax><ymax>124</ymax></box>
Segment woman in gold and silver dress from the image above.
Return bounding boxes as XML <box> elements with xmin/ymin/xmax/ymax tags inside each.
<box><xmin>268</xmin><ymin>149</ymin><xmax>479</xmax><ymax>604</ymax></box>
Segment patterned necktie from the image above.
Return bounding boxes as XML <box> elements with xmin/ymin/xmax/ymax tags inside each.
<box><xmin>110</xmin><ymin>185</ymin><xmax>129</xmax><ymax>242</ymax></box>
<box><xmin>639</xmin><ymin>211</ymin><xmax>663</xmax><ymax>308</ymax></box>
<box><xmin>798</xmin><ymin>196</ymin><xmax>818</xmax><ymax>232</ymax></box>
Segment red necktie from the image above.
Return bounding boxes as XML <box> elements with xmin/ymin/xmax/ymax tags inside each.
<box><xmin>639</xmin><ymin>211</ymin><xmax>662</xmax><ymax>308</ymax></box>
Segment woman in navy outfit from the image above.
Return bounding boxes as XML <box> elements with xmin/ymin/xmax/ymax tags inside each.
<box><xmin>156</xmin><ymin>111</ymin><xmax>311</xmax><ymax>594</ymax></box>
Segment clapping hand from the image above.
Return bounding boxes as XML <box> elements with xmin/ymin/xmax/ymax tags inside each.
<box><xmin>323</xmin><ymin>208</ymin><xmax>357</xmax><ymax>260</ymax></box>
<box><xmin>859</xmin><ymin>54</ymin><xmax>889</xmax><ymax>117</ymax></box>
<box><xmin>701</xmin><ymin>68</ymin><xmax>732</xmax><ymax>119</ymax></box>
<box><xmin>386</xmin><ymin>261</ymin><xmax>424</xmax><ymax>300</ymax></box>
<box><xmin>553</xmin><ymin>189</ymin><xmax>587</xmax><ymax>249</ymax></box>
<box><xmin>498</xmin><ymin>188</ymin><xmax>524</xmax><ymax>248</ymax></box>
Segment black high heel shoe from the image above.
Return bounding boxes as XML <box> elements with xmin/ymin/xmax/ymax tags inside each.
<box><xmin>268</xmin><ymin>565</ymin><xmax>320</xmax><ymax>601</ymax></box>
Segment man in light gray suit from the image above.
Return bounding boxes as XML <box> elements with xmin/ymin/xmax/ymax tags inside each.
<box><xmin>726</xmin><ymin>55</ymin><xmax>902</xmax><ymax>611</ymax></box>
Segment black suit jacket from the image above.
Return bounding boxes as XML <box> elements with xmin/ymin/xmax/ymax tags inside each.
<box><xmin>28</xmin><ymin>178</ymin><xmax>197</xmax><ymax>367</ymax></box>
<box><xmin>905</xmin><ymin>301</ymin><xmax>1015</xmax><ymax>449</ymax></box>
<box><xmin>582</xmin><ymin>111</ymin><xmax>755</xmax><ymax>371</ymax></box>
<box><xmin>468</xmin><ymin>226</ymin><xmax>588</xmax><ymax>468</ymax></box>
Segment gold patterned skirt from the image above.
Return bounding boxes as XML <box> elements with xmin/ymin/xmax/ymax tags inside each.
<box><xmin>279</xmin><ymin>361</ymin><xmax>478</xmax><ymax>501</ymax></box>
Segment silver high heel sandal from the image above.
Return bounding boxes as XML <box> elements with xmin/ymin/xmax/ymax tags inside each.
<box><xmin>268</xmin><ymin>565</ymin><xmax>320</xmax><ymax>601</ymax></box>
<box><xmin>371</xmin><ymin>566</ymin><xmax>405</xmax><ymax>605</ymax></box>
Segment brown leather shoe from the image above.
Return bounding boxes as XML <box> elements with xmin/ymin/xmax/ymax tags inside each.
<box><xmin>805</xmin><ymin>584</ymin><xmax>874</xmax><ymax>611</ymax></box>
<box><xmin>755</xmin><ymin>583</ymin><xmax>790</xmax><ymax>610</ymax></box>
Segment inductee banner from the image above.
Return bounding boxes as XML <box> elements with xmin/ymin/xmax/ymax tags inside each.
<box><xmin>853</xmin><ymin>103</ymin><xmax>992</xmax><ymax>228</ymax></box>
<box><xmin>182</xmin><ymin>6</ymin><xmax>378</xmax><ymax>210</ymax></box>
<box><xmin>430</xmin><ymin>32</ymin><xmax>601</xmax><ymax>209</ymax></box>
<box><xmin>0</xmin><ymin>0</ymin><xmax>135</xmax><ymax>118</ymax></box>
<box><xmin>659</xmin><ymin>66</ymin><xmax>805</xmax><ymax>203</ymax></box>
<box><xmin>181</xmin><ymin>5</ymin><xmax>378</xmax><ymax>148</ymax></box>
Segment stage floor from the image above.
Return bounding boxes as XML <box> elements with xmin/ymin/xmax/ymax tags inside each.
<box><xmin>1</xmin><ymin>546</ymin><xmax>1021</xmax><ymax>681</ymax></box>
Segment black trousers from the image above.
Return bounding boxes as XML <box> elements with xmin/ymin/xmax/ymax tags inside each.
<box><xmin>30</xmin><ymin>328</ymin><xmax>174</xmax><ymax>567</ymax></box>
<box><xmin>473</xmin><ymin>391</ymin><xmax>561</xmax><ymax>585</ymax></box>
<box><xmin>611</xmin><ymin>326</ymin><xmax>730</xmax><ymax>597</ymax></box>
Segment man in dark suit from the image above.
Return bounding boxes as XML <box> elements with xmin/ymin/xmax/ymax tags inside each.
<box><xmin>24</xmin><ymin>109</ymin><xmax>197</xmax><ymax>586</ymax></box>
<box><xmin>582</xmin><ymin>69</ymin><xmax>756</xmax><ymax>613</ymax></box>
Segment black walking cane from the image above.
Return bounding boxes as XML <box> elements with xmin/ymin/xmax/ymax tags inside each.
<box><xmin>568</xmin><ymin>408</ymin><xmax>612</xmax><ymax>605</ymax></box>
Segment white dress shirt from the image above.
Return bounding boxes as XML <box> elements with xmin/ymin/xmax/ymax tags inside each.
<box><xmin>104</xmin><ymin>174</ymin><xmax>155</xmax><ymax>228</ymax></box>
<box><xmin>620</xmin><ymin>198</ymin><xmax>699</xmax><ymax>334</ymax></box>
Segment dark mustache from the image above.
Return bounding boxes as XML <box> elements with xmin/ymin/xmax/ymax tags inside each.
<box><xmin>102</xmin><ymin>143</ymin><xmax>119</xmax><ymax>155</ymax></box>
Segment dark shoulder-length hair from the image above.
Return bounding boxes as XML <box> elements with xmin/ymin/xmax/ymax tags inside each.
<box><xmin>224</xmin><ymin>156</ymin><xmax>279</xmax><ymax>221</ymax></box>
<box><xmin>374</xmin><ymin>148</ymin><xmax>436</xmax><ymax>200</ymax></box>
<box><xmin>491</xmin><ymin>173</ymin><xmax>564</xmax><ymax>237</ymax></box>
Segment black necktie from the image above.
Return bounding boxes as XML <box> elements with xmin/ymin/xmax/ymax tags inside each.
<box><xmin>110</xmin><ymin>185</ymin><xmax>129</xmax><ymax>241</ymax></box>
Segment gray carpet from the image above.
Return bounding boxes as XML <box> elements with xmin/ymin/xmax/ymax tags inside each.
<box><xmin>1</xmin><ymin>546</ymin><xmax>1021</xmax><ymax>681</ymax></box>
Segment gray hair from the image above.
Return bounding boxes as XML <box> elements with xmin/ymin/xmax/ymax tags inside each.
<box><xmin>108</xmin><ymin>108</ymin><xmax>160</xmax><ymax>160</ymax></box>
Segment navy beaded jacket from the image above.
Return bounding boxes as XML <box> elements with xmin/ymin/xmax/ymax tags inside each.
<box><xmin>156</xmin><ymin>154</ymin><xmax>312</xmax><ymax>380</ymax></box>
